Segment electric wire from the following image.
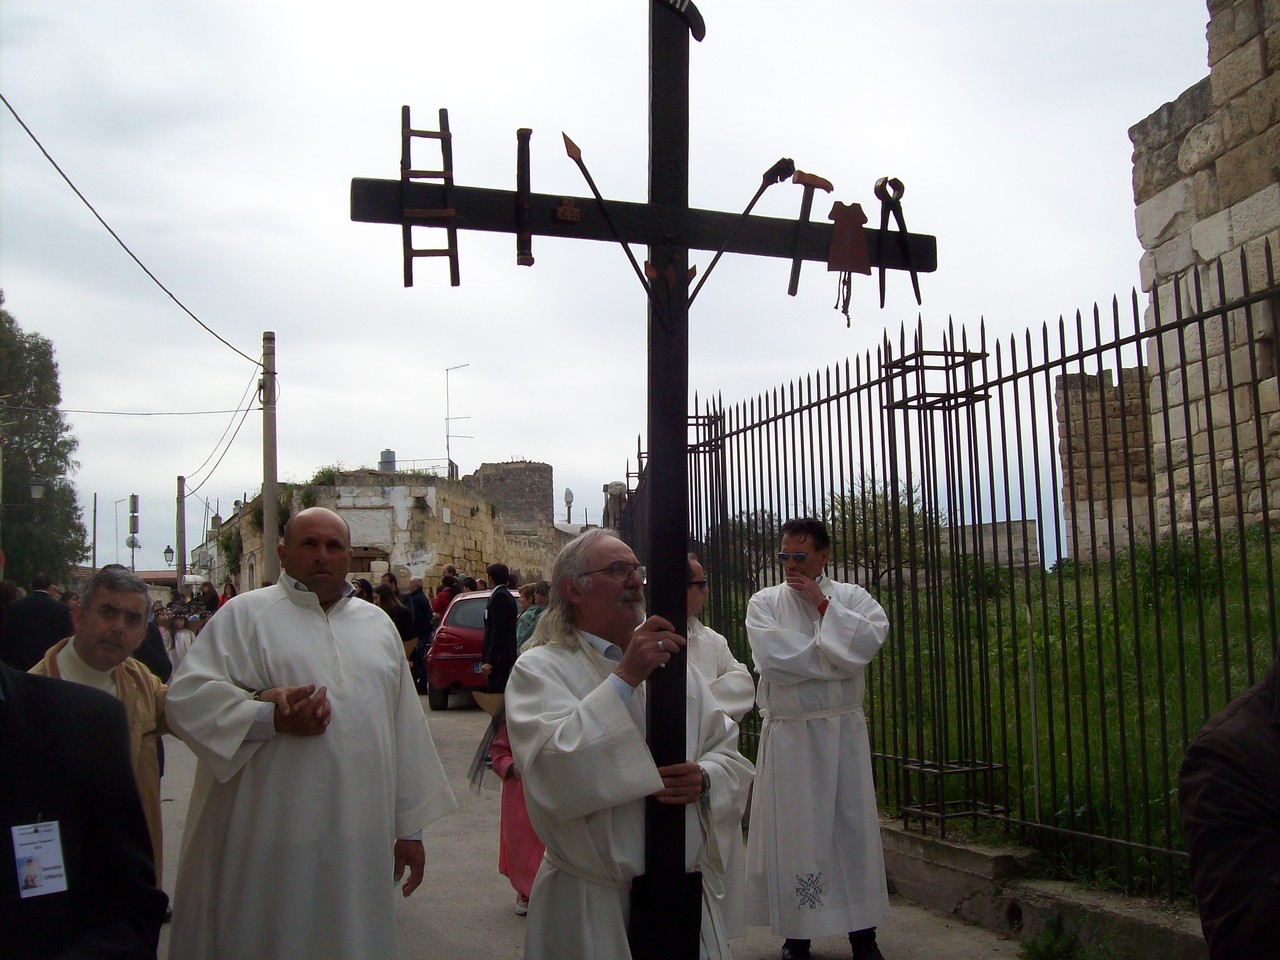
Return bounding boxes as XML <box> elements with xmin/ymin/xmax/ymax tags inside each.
<box><xmin>0</xmin><ymin>403</ymin><xmax>247</xmax><ymax>417</ymax></box>
<box><xmin>0</xmin><ymin>91</ymin><xmax>261</xmax><ymax>368</ymax></box>
<box><xmin>182</xmin><ymin>369</ymin><xmax>261</xmax><ymax>489</ymax></box>
<box><xmin>185</xmin><ymin>400</ymin><xmax>255</xmax><ymax>499</ymax></box>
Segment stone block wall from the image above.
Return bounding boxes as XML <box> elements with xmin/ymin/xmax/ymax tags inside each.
<box><xmin>462</xmin><ymin>461</ymin><xmax>554</xmax><ymax>526</ymax></box>
<box><xmin>1126</xmin><ymin>0</ymin><xmax>1280</xmax><ymax>543</ymax></box>
<box><xmin>328</xmin><ymin>470</ymin><xmax>568</xmax><ymax>583</ymax></box>
<box><xmin>214</xmin><ymin>463</ymin><xmax>573</xmax><ymax>591</ymax></box>
<box><xmin>1056</xmin><ymin>370</ymin><xmax>1152</xmax><ymax>559</ymax></box>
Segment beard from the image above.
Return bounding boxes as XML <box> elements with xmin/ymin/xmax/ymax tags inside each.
<box><xmin>618</xmin><ymin>588</ymin><xmax>646</xmax><ymax>627</ymax></box>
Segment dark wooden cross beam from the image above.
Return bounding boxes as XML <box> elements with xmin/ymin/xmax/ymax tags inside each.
<box><xmin>349</xmin><ymin>178</ymin><xmax>935</xmax><ymax>278</ymax></box>
<box><xmin>350</xmin><ymin>4</ymin><xmax>935</xmax><ymax>957</ymax></box>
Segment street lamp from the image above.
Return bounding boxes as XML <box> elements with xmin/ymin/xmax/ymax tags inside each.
<box><xmin>0</xmin><ymin>478</ymin><xmax>52</xmax><ymax>579</ymax></box>
<box><xmin>444</xmin><ymin>363</ymin><xmax>472</xmax><ymax>480</ymax></box>
<box><xmin>164</xmin><ymin>544</ymin><xmax>175</xmax><ymax>567</ymax></box>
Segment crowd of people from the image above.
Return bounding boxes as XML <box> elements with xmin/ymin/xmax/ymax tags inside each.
<box><xmin>10</xmin><ymin>506</ymin><xmax>1266</xmax><ymax>959</ymax></box>
<box><xmin>0</xmin><ymin>516</ymin><xmax>897</xmax><ymax>960</ymax></box>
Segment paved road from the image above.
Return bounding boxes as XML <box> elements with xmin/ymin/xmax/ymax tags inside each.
<box><xmin>158</xmin><ymin>694</ymin><xmax>1020</xmax><ymax>959</ymax></box>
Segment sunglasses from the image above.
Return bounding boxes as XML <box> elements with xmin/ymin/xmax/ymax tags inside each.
<box><xmin>776</xmin><ymin>552</ymin><xmax>809</xmax><ymax>564</ymax></box>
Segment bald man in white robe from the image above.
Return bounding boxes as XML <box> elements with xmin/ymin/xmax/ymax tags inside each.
<box><xmin>165</xmin><ymin>508</ymin><xmax>456</xmax><ymax>960</ymax></box>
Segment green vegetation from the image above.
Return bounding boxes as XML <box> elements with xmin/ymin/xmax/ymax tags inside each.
<box><xmin>247</xmin><ymin>493</ymin><xmax>292</xmax><ymax>536</ymax></box>
<box><xmin>825</xmin><ymin>479</ymin><xmax>938</xmax><ymax>588</ymax></box>
<box><xmin>867</xmin><ymin>524</ymin><xmax>1278</xmax><ymax>895</ymax></box>
<box><xmin>308</xmin><ymin>464</ymin><xmax>341</xmax><ymax>486</ymax></box>
<box><xmin>217</xmin><ymin>527</ymin><xmax>243</xmax><ymax>577</ymax></box>
<box><xmin>1018</xmin><ymin>915</ymin><xmax>1122</xmax><ymax>960</ymax></box>
<box><xmin>0</xmin><ymin>292</ymin><xmax>87</xmax><ymax>583</ymax></box>
<box><xmin>1019</xmin><ymin>915</ymin><xmax>1077</xmax><ymax>960</ymax></box>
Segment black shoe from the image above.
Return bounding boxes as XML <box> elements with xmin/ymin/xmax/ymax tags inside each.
<box><xmin>849</xmin><ymin>928</ymin><xmax>883</xmax><ymax>960</ymax></box>
<box><xmin>780</xmin><ymin>939</ymin><xmax>811</xmax><ymax>960</ymax></box>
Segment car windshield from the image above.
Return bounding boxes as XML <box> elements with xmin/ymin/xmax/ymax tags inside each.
<box><xmin>445</xmin><ymin>597</ymin><xmax>486</xmax><ymax>630</ymax></box>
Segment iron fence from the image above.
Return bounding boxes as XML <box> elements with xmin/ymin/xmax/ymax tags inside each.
<box><xmin>623</xmin><ymin>243</ymin><xmax>1280</xmax><ymax>896</ymax></box>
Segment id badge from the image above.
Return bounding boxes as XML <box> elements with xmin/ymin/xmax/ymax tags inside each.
<box><xmin>11</xmin><ymin>821</ymin><xmax>69</xmax><ymax>898</ymax></box>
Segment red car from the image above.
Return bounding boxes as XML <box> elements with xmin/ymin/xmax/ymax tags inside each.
<box><xmin>424</xmin><ymin>589</ymin><xmax>492</xmax><ymax>710</ymax></box>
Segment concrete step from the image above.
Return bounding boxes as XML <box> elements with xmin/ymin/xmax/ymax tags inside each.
<box><xmin>880</xmin><ymin>820</ymin><xmax>1207</xmax><ymax>959</ymax></box>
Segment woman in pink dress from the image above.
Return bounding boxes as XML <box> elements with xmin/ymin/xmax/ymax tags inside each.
<box><xmin>487</xmin><ymin>716</ymin><xmax>545</xmax><ymax>915</ymax></box>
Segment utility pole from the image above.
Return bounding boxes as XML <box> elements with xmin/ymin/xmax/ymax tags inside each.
<box><xmin>262</xmin><ymin>332</ymin><xmax>280</xmax><ymax>582</ymax></box>
<box><xmin>176</xmin><ymin>476</ymin><xmax>187</xmax><ymax>592</ymax></box>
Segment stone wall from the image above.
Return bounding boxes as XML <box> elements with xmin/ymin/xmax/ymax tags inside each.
<box><xmin>461</xmin><ymin>461</ymin><xmax>554</xmax><ymax>528</ymax></box>
<box><xmin>211</xmin><ymin>463</ymin><xmax>573</xmax><ymax>591</ymax></box>
<box><xmin>1056</xmin><ymin>369</ymin><xmax>1152</xmax><ymax>559</ymax></box>
<box><xmin>1123</xmin><ymin>0</ymin><xmax>1280</xmax><ymax>542</ymax></box>
<box><xmin>942</xmin><ymin>519</ymin><xmax>1043</xmax><ymax>572</ymax></box>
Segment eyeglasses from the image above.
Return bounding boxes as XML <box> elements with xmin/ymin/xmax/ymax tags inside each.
<box><xmin>582</xmin><ymin>561</ymin><xmax>645</xmax><ymax>582</ymax></box>
<box><xmin>776</xmin><ymin>552</ymin><xmax>809</xmax><ymax>564</ymax></box>
<box><xmin>687</xmin><ymin>579</ymin><xmax>708</xmax><ymax>590</ymax></box>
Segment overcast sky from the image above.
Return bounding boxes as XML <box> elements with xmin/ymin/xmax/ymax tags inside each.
<box><xmin>1</xmin><ymin>1</ymin><xmax>1210</xmax><ymax>572</ymax></box>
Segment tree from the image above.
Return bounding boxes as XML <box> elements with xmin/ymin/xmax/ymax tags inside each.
<box><xmin>713</xmin><ymin>508</ymin><xmax>780</xmax><ymax>593</ymax></box>
<box><xmin>0</xmin><ymin>292</ymin><xmax>87</xmax><ymax>585</ymax></box>
<box><xmin>825</xmin><ymin>477</ymin><xmax>941</xmax><ymax>588</ymax></box>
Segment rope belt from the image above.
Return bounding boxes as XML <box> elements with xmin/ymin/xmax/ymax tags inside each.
<box><xmin>760</xmin><ymin>703</ymin><xmax>865</xmax><ymax>723</ymax></box>
<box><xmin>541</xmin><ymin>849</ymin><xmax>631</xmax><ymax>891</ymax></box>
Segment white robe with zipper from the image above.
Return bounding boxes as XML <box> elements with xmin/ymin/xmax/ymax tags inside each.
<box><xmin>686</xmin><ymin>618</ymin><xmax>756</xmax><ymax>724</ymax></box>
<box><xmin>506</xmin><ymin>634</ymin><xmax>754</xmax><ymax>960</ymax></box>
<box><xmin>686</xmin><ymin>616</ymin><xmax>756</xmax><ymax>939</ymax></box>
<box><xmin>744</xmin><ymin>578</ymin><xmax>890</xmax><ymax>938</ymax></box>
<box><xmin>164</xmin><ymin>578</ymin><xmax>456</xmax><ymax>960</ymax></box>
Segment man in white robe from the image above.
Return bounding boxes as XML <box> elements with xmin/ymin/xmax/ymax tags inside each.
<box><xmin>506</xmin><ymin>529</ymin><xmax>754</xmax><ymax>960</ymax></box>
<box><xmin>686</xmin><ymin>555</ymin><xmax>756</xmax><ymax>725</ymax></box>
<box><xmin>686</xmin><ymin>554</ymin><xmax>757</xmax><ymax>941</ymax></box>
<box><xmin>165</xmin><ymin>508</ymin><xmax>456</xmax><ymax>960</ymax></box>
<box><xmin>745</xmin><ymin>517</ymin><xmax>890</xmax><ymax>960</ymax></box>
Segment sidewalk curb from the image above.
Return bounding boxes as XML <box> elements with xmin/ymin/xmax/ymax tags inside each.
<box><xmin>880</xmin><ymin>821</ymin><xmax>1207</xmax><ymax>959</ymax></box>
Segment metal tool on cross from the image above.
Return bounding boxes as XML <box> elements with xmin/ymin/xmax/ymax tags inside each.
<box><xmin>349</xmin><ymin>3</ymin><xmax>936</xmax><ymax>957</ymax></box>
<box><xmin>351</xmin><ymin>119</ymin><xmax>936</xmax><ymax>319</ymax></box>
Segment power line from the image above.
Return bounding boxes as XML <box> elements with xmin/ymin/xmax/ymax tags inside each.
<box><xmin>183</xmin><ymin>369</ymin><xmax>261</xmax><ymax>488</ymax></box>
<box><xmin>185</xmin><ymin>401</ymin><xmax>256</xmax><ymax>498</ymax></box>
<box><xmin>0</xmin><ymin>403</ymin><xmax>250</xmax><ymax>417</ymax></box>
<box><xmin>0</xmin><ymin>91</ymin><xmax>261</xmax><ymax>368</ymax></box>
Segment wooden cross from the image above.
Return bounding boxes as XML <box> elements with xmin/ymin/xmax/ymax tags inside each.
<box><xmin>350</xmin><ymin>4</ymin><xmax>935</xmax><ymax>956</ymax></box>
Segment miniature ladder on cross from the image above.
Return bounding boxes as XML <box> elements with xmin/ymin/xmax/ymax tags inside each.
<box><xmin>400</xmin><ymin>106</ymin><xmax>460</xmax><ymax>287</ymax></box>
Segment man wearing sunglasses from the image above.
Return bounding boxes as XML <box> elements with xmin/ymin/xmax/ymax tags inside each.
<box><xmin>744</xmin><ymin>517</ymin><xmax>890</xmax><ymax>960</ymax></box>
<box><xmin>505</xmin><ymin>529</ymin><xmax>753</xmax><ymax>960</ymax></box>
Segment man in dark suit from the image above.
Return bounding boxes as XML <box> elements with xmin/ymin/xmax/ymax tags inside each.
<box><xmin>406</xmin><ymin>577</ymin><xmax>435</xmax><ymax>694</ymax></box>
<box><xmin>1</xmin><ymin>661</ymin><xmax>168</xmax><ymax>958</ymax></box>
<box><xmin>0</xmin><ymin>573</ymin><xmax>75</xmax><ymax>671</ymax></box>
<box><xmin>1179</xmin><ymin>655</ymin><xmax>1280</xmax><ymax>958</ymax></box>
<box><xmin>480</xmin><ymin>562</ymin><xmax>520</xmax><ymax>694</ymax></box>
